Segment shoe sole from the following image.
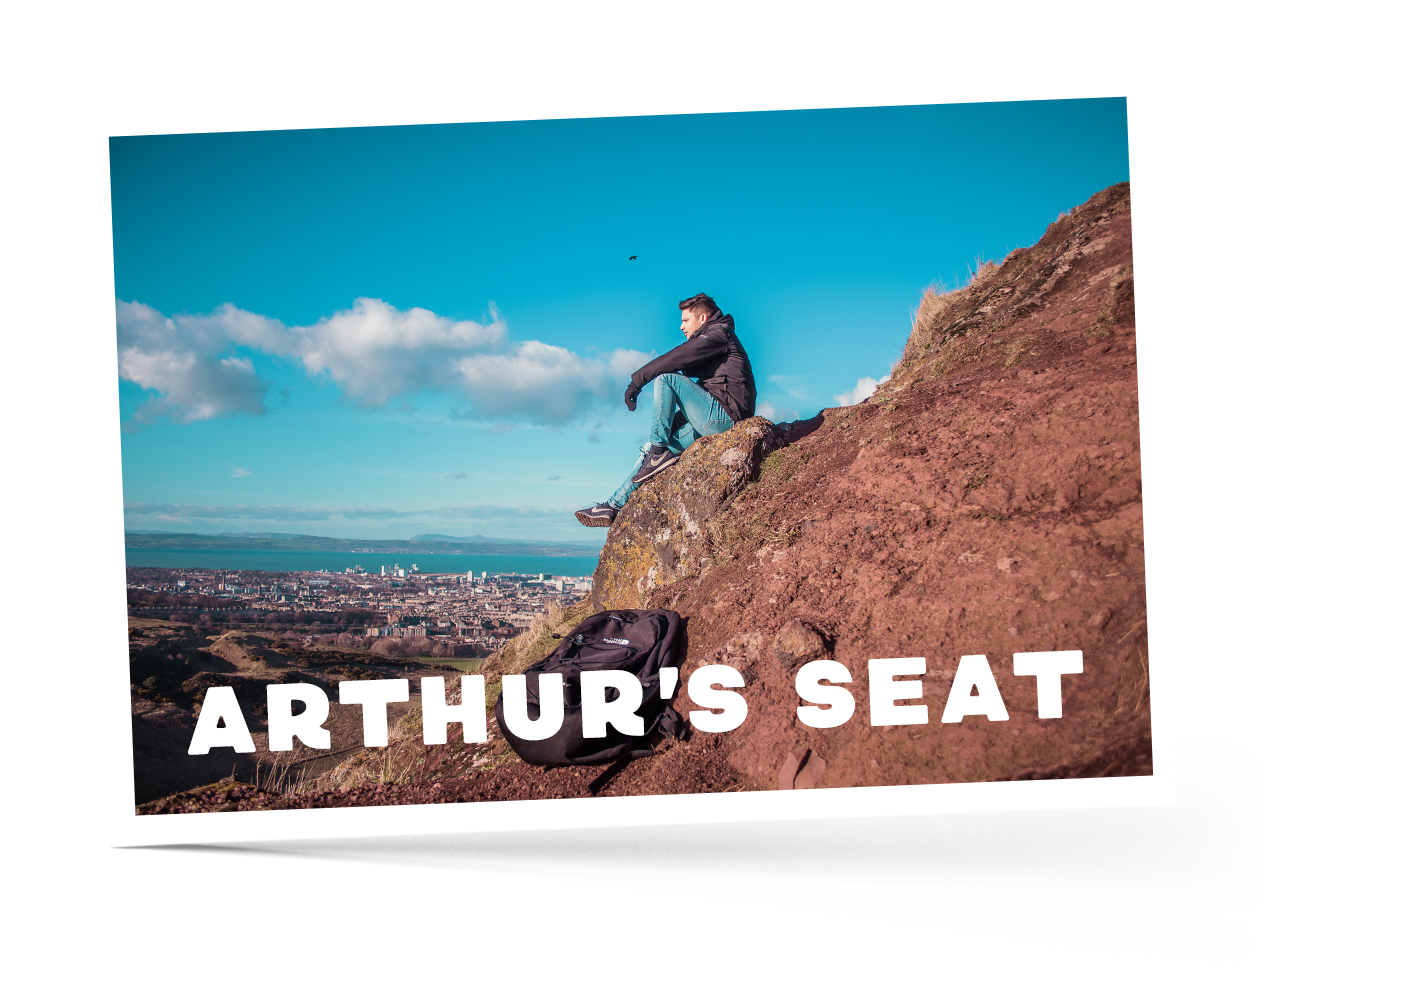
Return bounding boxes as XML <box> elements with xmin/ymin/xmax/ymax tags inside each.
<box><xmin>575</xmin><ymin>511</ymin><xmax>615</xmax><ymax>527</ymax></box>
<box><xmin>631</xmin><ymin>456</ymin><xmax>680</xmax><ymax>485</ymax></box>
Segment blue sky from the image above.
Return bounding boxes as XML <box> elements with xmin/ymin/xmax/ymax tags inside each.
<box><xmin>113</xmin><ymin>98</ymin><xmax>1129</xmax><ymax>542</ymax></box>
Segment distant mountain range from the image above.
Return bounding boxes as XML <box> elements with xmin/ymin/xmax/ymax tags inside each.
<box><xmin>124</xmin><ymin>530</ymin><xmax>604</xmax><ymax>556</ymax></box>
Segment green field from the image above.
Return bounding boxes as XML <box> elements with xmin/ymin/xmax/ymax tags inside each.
<box><xmin>412</xmin><ymin>657</ymin><xmax>484</xmax><ymax>672</ymax></box>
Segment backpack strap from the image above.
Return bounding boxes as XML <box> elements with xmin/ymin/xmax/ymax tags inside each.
<box><xmin>588</xmin><ymin>755</ymin><xmax>633</xmax><ymax>796</ymax></box>
<box><xmin>586</xmin><ymin>706</ymin><xmax>690</xmax><ymax>796</ymax></box>
<box><xmin>622</xmin><ymin>707</ymin><xmax>689</xmax><ymax>758</ymax></box>
<box><xmin>654</xmin><ymin>706</ymin><xmax>690</xmax><ymax>741</ymax></box>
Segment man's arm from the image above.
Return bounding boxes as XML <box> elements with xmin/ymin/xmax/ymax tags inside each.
<box><xmin>628</xmin><ymin>329</ymin><xmax>729</xmax><ymax>391</ymax></box>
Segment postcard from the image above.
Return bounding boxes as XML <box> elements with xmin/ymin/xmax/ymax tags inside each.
<box><xmin>112</xmin><ymin>97</ymin><xmax>1162</xmax><ymax>843</ymax></box>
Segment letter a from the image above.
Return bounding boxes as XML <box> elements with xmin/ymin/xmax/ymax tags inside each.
<box><xmin>940</xmin><ymin>655</ymin><xmax>1010</xmax><ymax>723</ymax></box>
<box><xmin>188</xmin><ymin>686</ymin><xmax>257</xmax><ymax>755</ymax></box>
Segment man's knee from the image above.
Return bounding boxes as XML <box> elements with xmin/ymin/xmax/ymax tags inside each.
<box><xmin>655</xmin><ymin>373</ymin><xmax>688</xmax><ymax>396</ymax></box>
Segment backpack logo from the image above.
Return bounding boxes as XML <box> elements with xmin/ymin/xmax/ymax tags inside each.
<box><xmin>494</xmin><ymin>608</ymin><xmax>685</xmax><ymax>777</ymax></box>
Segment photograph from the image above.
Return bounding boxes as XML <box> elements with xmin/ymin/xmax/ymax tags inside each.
<box><xmin>113</xmin><ymin>97</ymin><xmax>1149</xmax><ymax>816</ymax></box>
<box><xmin>17</xmin><ymin>2</ymin><xmax>1395</xmax><ymax>984</ymax></box>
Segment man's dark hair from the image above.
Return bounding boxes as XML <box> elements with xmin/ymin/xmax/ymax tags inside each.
<box><xmin>678</xmin><ymin>293</ymin><xmax>718</xmax><ymax>318</ymax></box>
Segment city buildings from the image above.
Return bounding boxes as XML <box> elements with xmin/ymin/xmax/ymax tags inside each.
<box><xmin>126</xmin><ymin>566</ymin><xmax>593</xmax><ymax>655</ymax></box>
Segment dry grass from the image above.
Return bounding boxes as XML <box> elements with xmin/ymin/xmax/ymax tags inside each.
<box><xmin>967</xmin><ymin>256</ymin><xmax>1000</xmax><ymax>287</ymax></box>
<box><xmin>702</xmin><ymin>515</ymin><xmax>736</xmax><ymax>560</ymax></box>
<box><xmin>310</xmin><ymin>709</ymin><xmax>429</xmax><ymax>791</ymax></box>
<box><xmin>249</xmin><ymin>756</ymin><xmax>314</xmax><ymax>795</ymax></box>
<box><xmin>759</xmin><ymin>447</ymin><xmax>812</xmax><ymax>485</ymax></box>
<box><xmin>304</xmin><ymin>679</ymin><xmax>525</xmax><ymax>795</ymax></box>
<box><xmin>236</xmin><ymin>621</ymin><xmax>578</xmax><ymax>799</ymax></box>
<box><xmin>908</xmin><ymin>285</ymin><xmax>954</xmax><ymax>353</ymax></box>
<box><xmin>318</xmin><ymin>738</ymin><xmax>422</xmax><ymax>794</ymax></box>
<box><xmin>901</xmin><ymin>268</ymin><xmax>993</xmax><ymax>364</ymax></box>
<box><xmin>705</xmin><ymin>505</ymin><xmax>809</xmax><ymax>561</ymax></box>
<box><xmin>523</xmin><ymin>603</ymin><xmax>567</xmax><ymax>647</ymax></box>
<box><xmin>482</xmin><ymin>598</ymin><xmax>594</xmax><ymax>678</ymax></box>
<box><xmin>1108</xmin><ymin>644</ymin><xmax>1150</xmax><ymax>724</ymax></box>
<box><xmin>1002</xmin><ymin>332</ymin><xmax>1034</xmax><ymax>367</ymax></box>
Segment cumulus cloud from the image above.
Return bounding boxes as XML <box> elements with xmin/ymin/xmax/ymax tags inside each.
<box><xmin>117</xmin><ymin>300</ymin><xmax>269</xmax><ymax>424</ymax></box>
<box><xmin>285</xmin><ymin>297</ymin><xmax>505</xmax><ymax>407</ymax></box>
<box><xmin>116</xmin><ymin>297</ymin><xmax>651</xmax><ymax>428</ymax></box>
<box><xmin>833</xmin><ymin>373</ymin><xmax>892</xmax><ymax>407</ymax></box>
<box><xmin>455</xmin><ymin>341</ymin><xmax>651</xmax><ymax>422</ymax></box>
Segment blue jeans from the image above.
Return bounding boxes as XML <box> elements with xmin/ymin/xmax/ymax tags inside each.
<box><xmin>608</xmin><ymin>374</ymin><xmax>734</xmax><ymax>507</ymax></box>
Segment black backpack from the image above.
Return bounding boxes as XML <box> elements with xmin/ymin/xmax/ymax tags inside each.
<box><xmin>494</xmin><ymin>608</ymin><xmax>688</xmax><ymax>782</ymax></box>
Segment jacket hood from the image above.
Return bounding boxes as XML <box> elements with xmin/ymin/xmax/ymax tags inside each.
<box><xmin>701</xmin><ymin>312</ymin><xmax>734</xmax><ymax>335</ymax></box>
<box><xmin>631</xmin><ymin>309</ymin><xmax>754</xmax><ymax>422</ymax></box>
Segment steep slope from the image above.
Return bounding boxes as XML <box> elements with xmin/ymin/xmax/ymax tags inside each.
<box><xmin>454</xmin><ymin>180</ymin><xmax>1148</xmax><ymax>796</ymax></box>
<box><xmin>600</xmin><ymin>180</ymin><xmax>1149</xmax><ymax>788</ymax></box>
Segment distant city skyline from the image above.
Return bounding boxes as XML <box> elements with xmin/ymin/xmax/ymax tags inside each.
<box><xmin>113</xmin><ymin>99</ymin><xmax>1130</xmax><ymax>541</ymax></box>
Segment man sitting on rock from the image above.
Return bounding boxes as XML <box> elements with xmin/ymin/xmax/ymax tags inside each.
<box><xmin>575</xmin><ymin>293</ymin><xmax>756</xmax><ymax>527</ymax></box>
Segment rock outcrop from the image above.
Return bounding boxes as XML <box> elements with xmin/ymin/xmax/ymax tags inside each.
<box><xmin>593</xmin><ymin>417</ymin><xmax>787</xmax><ymax>610</ymax></box>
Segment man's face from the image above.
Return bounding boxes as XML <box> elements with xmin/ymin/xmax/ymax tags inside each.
<box><xmin>680</xmin><ymin>308</ymin><xmax>709</xmax><ymax>338</ymax></box>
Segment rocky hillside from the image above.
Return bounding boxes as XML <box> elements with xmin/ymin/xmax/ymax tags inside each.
<box><xmin>141</xmin><ymin>181</ymin><xmax>1148</xmax><ymax>813</ymax></box>
<box><xmin>595</xmin><ymin>180</ymin><xmax>1149</xmax><ymax>789</ymax></box>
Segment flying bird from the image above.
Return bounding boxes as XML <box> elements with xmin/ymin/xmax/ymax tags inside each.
<box><xmin>628</xmin><ymin>255</ymin><xmax>638</xmax><ymax>261</ymax></box>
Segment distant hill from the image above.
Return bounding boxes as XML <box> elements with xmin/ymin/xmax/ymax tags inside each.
<box><xmin>216</xmin><ymin>532</ymin><xmax>324</xmax><ymax>540</ymax></box>
<box><xmin>124</xmin><ymin>530</ymin><xmax>605</xmax><ymax>556</ymax></box>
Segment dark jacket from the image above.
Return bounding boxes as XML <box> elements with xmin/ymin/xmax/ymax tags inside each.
<box><xmin>628</xmin><ymin>312</ymin><xmax>756</xmax><ymax>423</ymax></box>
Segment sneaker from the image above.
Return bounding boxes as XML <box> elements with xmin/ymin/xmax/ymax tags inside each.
<box><xmin>575</xmin><ymin>503</ymin><xmax>618</xmax><ymax>527</ymax></box>
<box><xmin>630</xmin><ymin>445</ymin><xmax>680</xmax><ymax>484</ymax></box>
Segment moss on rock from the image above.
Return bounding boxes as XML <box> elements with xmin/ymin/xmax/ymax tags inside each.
<box><xmin>593</xmin><ymin>416</ymin><xmax>785</xmax><ymax>609</ymax></box>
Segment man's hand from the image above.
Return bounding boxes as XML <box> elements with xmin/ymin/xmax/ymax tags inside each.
<box><xmin>624</xmin><ymin>384</ymin><xmax>641</xmax><ymax>411</ymax></box>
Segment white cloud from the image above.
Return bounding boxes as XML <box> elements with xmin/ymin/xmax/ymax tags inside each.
<box><xmin>277</xmin><ymin>297</ymin><xmax>506</xmax><ymax>407</ymax></box>
<box><xmin>116</xmin><ymin>300</ymin><xmax>268</xmax><ymax>424</ymax></box>
<box><xmin>116</xmin><ymin>297</ymin><xmax>652</xmax><ymax>428</ymax></box>
<box><xmin>455</xmin><ymin>341</ymin><xmax>652</xmax><ymax>422</ymax></box>
<box><xmin>230</xmin><ymin>467</ymin><xmax>251</xmax><ymax>478</ymax></box>
<box><xmin>833</xmin><ymin>373</ymin><xmax>891</xmax><ymax>407</ymax></box>
<box><xmin>756</xmin><ymin>400</ymin><xmax>799</xmax><ymax>423</ymax></box>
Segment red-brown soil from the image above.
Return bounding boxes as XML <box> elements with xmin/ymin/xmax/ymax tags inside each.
<box><xmin>141</xmin><ymin>181</ymin><xmax>1149</xmax><ymax>814</ymax></box>
<box><xmin>638</xmin><ymin>181</ymin><xmax>1149</xmax><ymax>792</ymax></box>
